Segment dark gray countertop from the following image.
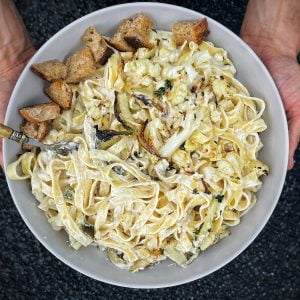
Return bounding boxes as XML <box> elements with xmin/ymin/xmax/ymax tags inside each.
<box><xmin>1</xmin><ymin>0</ymin><xmax>299</xmax><ymax>299</ymax></box>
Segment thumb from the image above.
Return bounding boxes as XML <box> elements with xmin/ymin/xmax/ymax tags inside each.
<box><xmin>0</xmin><ymin>138</ymin><xmax>3</xmax><ymax>169</ymax></box>
<box><xmin>288</xmin><ymin>116</ymin><xmax>300</xmax><ymax>170</ymax></box>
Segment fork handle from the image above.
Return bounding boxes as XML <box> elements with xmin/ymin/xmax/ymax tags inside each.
<box><xmin>0</xmin><ymin>123</ymin><xmax>29</xmax><ymax>144</ymax></box>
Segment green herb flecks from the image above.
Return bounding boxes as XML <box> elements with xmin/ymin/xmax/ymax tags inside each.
<box><xmin>154</xmin><ymin>80</ymin><xmax>172</xmax><ymax>98</ymax></box>
<box><xmin>193</xmin><ymin>228</ymin><xmax>201</xmax><ymax>236</ymax></box>
<box><xmin>133</xmin><ymin>151</ymin><xmax>141</xmax><ymax>158</ymax></box>
<box><xmin>193</xmin><ymin>223</ymin><xmax>204</xmax><ymax>239</ymax></box>
<box><xmin>164</xmin><ymin>79</ymin><xmax>172</xmax><ymax>90</ymax></box>
<box><xmin>112</xmin><ymin>166</ymin><xmax>126</xmax><ymax>176</ymax></box>
<box><xmin>215</xmin><ymin>194</ymin><xmax>224</xmax><ymax>203</ymax></box>
<box><xmin>63</xmin><ymin>186</ymin><xmax>74</xmax><ymax>200</ymax></box>
<box><xmin>192</xmin><ymin>189</ymin><xmax>200</xmax><ymax>194</ymax></box>
<box><xmin>154</xmin><ymin>87</ymin><xmax>166</xmax><ymax>98</ymax></box>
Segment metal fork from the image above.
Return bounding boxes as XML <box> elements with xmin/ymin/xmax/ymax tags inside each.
<box><xmin>0</xmin><ymin>123</ymin><xmax>78</xmax><ymax>155</ymax></box>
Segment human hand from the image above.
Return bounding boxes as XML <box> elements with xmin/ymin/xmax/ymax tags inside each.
<box><xmin>0</xmin><ymin>0</ymin><xmax>36</xmax><ymax>167</ymax></box>
<box><xmin>240</xmin><ymin>0</ymin><xmax>300</xmax><ymax>170</ymax></box>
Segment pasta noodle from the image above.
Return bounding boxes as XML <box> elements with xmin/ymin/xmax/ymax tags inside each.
<box><xmin>7</xmin><ymin>30</ymin><xmax>269</xmax><ymax>272</ymax></box>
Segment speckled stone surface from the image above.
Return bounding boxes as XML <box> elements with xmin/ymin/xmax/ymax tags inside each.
<box><xmin>1</xmin><ymin>0</ymin><xmax>299</xmax><ymax>299</ymax></box>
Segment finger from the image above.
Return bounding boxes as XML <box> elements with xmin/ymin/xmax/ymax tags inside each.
<box><xmin>287</xmin><ymin>116</ymin><xmax>300</xmax><ymax>170</ymax></box>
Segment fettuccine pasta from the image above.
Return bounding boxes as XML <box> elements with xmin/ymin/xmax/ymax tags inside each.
<box><xmin>7</xmin><ymin>30</ymin><xmax>269</xmax><ymax>272</ymax></box>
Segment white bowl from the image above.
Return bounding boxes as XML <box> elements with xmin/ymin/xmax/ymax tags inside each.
<box><xmin>4</xmin><ymin>2</ymin><xmax>288</xmax><ymax>288</ymax></box>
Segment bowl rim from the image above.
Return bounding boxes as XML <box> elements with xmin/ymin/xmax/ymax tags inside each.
<box><xmin>3</xmin><ymin>2</ymin><xmax>288</xmax><ymax>288</ymax></box>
